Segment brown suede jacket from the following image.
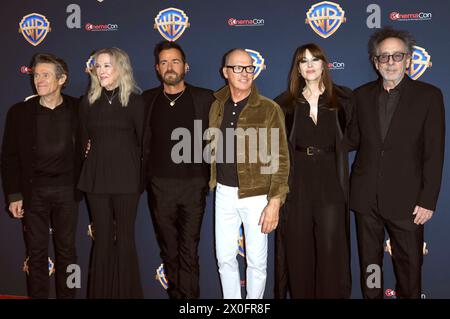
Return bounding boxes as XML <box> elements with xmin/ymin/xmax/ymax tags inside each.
<box><xmin>207</xmin><ymin>84</ymin><xmax>290</xmax><ymax>204</ymax></box>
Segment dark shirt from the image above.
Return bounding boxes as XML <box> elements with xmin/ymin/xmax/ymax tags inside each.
<box><xmin>148</xmin><ymin>87</ymin><xmax>203</xmax><ymax>179</ymax></box>
<box><xmin>217</xmin><ymin>96</ymin><xmax>249</xmax><ymax>187</ymax></box>
<box><xmin>78</xmin><ymin>90</ymin><xmax>145</xmax><ymax>194</ymax></box>
<box><xmin>34</xmin><ymin>100</ymin><xmax>74</xmax><ymax>187</ymax></box>
<box><xmin>293</xmin><ymin>97</ymin><xmax>343</xmax><ymax>203</ymax></box>
<box><xmin>378</xmin><ymin>77</ymin><xmax>406</xmax><ymax>141</ymax></box>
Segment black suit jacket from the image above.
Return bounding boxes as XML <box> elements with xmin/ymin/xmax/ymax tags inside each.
<box><xmin>1</xmin><ymin>95</ymin><xmax>83</xmax><ymax>210</ymax></box>
<box><xmin>348</xmin><ymin>76</ymin><xmax>445</xmax><ymax>219</ymax></box>
<box><xmin>141</xmin><ymin>83</ymin><xmax>215</xmax><ymax>187</ymax></box>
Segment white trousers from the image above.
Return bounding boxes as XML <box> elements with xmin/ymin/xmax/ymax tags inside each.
<box><xmin>215</xmin><ymin>183</ymin><xmax>268</xmax><ymax>299</ymax></box>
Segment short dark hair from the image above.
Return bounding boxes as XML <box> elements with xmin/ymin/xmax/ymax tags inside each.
<box><xmin>368</xmin><ymin>26</ymin><xmax>416</xmax><ymax>60</ymax></box>
<box><xmin>153</xmin><ymin>41</ymin><xmax>186</xmax><ymax>65</ymax></box>
<box><xmin>31</xmin><ymin>53</ymin><xmax>69</xmax><ymax>88</ymax></box>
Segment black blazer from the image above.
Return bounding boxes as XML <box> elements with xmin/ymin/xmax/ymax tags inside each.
<box><xmin>1</xmin><ymin>95</ymin><xmax>83</xmax><ymax>210</ymax></box>
<box><xmin>141</xmin><ymin>83</ymin><xmax>215</xmax><ymax>187</ymax></box>
<box><xmin>347</xmin><ymin>76</ymin><xmax>445</xmax><ymax>219</ymax></box>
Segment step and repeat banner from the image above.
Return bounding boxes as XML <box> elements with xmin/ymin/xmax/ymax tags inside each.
<box><xmin>0</xmin><ymin>0</ymin><xmax>449</xmax><ymax>298</ymax></box>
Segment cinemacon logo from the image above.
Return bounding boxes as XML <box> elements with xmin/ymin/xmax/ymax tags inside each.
<box><xmin>328</xmin><ymin>61</ymin><xmax>345</xmax><ymax>70</ymax></box>
<box><xmin>390</xmin><ymin>11</ymin><xmax>432</xmax><ymax>21</ymax></box>
<box><xmin>385</xmin><ymin>289</ymin><xmax>426</xmax><ymax>299</ymax></box>
<box><xmin>20</xmin><ymin>66</ymin><xmax>32</xmax><ymax>74</ymax></box>
<box><xmin>228</xmin><ymin>18</ymin><xmax>264</xmax><ymax>27</ymax></box>
<box><xmin>85</xmin><ymin>23</ymin><xmax>119</xmax><ymax>31</ymax></box>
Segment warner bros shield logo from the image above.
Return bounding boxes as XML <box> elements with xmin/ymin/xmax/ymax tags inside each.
<box><xmin>19</xmin><ymin>13</ymin><xmax>51</xmax><ymax>46</ymax></box>
<box><xmin>407</xmin><ymin>46</ymin><xmax>432</xmax><ymax>80</ymax></box>
<box><xmin>154</xmin><ymin>8</ymin><xmax>190</xmax><ymax>42</ymax></box>
<box><xmin>305</xmin><ymin>1</ymin><xmax>346</xmax><ymax>38</ymax></box>
<box><xmin>245</xmin><ymin>49</ymin><xmax>266</xmax><ymax>80</ymax></box>
<box><xmin>155</xmin><ymin>263</ymin><xmax>169</xmax><ymax>289</ymax></box>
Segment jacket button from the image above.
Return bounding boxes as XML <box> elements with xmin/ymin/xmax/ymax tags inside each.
<box><xmin>29</xmin><ymin>179</ymin><xmax>33</xmax><ymax>183</ymax></box>
<box><xmin>380</xmin><ymin>150</ymin><xmax>384</xmax><ymax>156</ymax></box>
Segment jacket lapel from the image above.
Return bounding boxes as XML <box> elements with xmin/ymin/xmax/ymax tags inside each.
<box><xmin>381</xmin><ymin>76</ymin><xmax>413</xmax><ymax>147</ymax></box>
<box><xmin>367</xmin><ymin>80</ymin><xmax>383</xmax><ymax>146</ymax></box>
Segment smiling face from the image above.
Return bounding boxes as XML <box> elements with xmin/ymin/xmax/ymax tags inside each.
<box><xmin>298</xmin><ymin>49</ymin><xmax>324</xmax><ymax>83</ymax></box>
<box><xmin>33</xmin><ymin>63</ymin><xmax>66</xmax><ymax>98</ymax></box>
<box><xmin>222</xmin><ymin>50</ymin><xmax>254</xmax><ymax>95</ymax></box>
<box><xmin>374</xmin><ymin>37</ymin><xmax>411</xmax><ymax>88</ymax></box>
<box><xmin>156</xmin><ymin>48</ymin><xmax>188</xmax><ymax>86</ymax></box>
<box><xmin>95</xmin><ymin>53</ymin><xmax>119</xmax><ymax>90</ymax></box>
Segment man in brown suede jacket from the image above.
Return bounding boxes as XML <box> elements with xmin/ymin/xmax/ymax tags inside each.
<box><xmin>207</xmin><ymin>48</ymin><xmax>289</xmax><ymax>299</ymax></box>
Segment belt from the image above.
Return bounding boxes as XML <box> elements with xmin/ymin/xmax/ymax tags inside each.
<box><xmin>295</xmin><ymin>146</ymin><xmax>335</xmax><ymax>156</ymax></box>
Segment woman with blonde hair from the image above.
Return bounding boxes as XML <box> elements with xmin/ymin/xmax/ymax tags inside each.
<box><xmin>78</xmin><ymin>47</ymin><xmax>145</xmax><ymax>298</ymax></box>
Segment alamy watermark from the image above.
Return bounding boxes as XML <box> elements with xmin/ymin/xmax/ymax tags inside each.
<box><xmin>171</xmin><ymin>120</ymin><xmax>281</xmax><ymax>174</ymax></box>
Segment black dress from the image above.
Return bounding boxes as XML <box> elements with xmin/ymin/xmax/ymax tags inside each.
<box><xmin>78</xmin><ymin>89</ymin><xmax>145</xmax><ymax>298</ymax></box>
<box><xmin>78</xmin><ymin>91</ymin><xmax>144</xmax><ymax>194</ymax></box>
<box><xmin>277</xmin><ymin>92</ymin><xmax>352</xmax><ymax>299</ymax></box>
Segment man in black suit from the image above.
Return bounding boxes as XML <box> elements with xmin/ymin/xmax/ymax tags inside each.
<box><xmin>1</xmin><ymin>53</ymin><xmax>81</xmax><ymax>298</ymax></box>
<box><xmin>348</xmin><ymin>27</ymin><xmax>445</xmax><ymax>299</ymax></box>
<box><xmin>142</xmin><ymin>41</ymin><xmax>214</xmax><ymax>299</ymax></box>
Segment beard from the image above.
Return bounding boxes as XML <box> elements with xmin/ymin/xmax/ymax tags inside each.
<box><xmin>162</xmin><ymin>70</ymin><xmax>185</xmax><ymax>86</ymax></box>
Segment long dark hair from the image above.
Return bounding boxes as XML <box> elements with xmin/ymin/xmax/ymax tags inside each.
<box><xmin>286</xmin><ymin>43</ymin><xmax>338</xmax><ymax>110</ymax></box>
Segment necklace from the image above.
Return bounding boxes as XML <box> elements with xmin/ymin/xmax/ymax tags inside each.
<box><xmin>163</xmin><ymin>88</ymin><xmax>185</xmax><ymax>107</ymax></box>
<box><xmin>104</xmin><ymin>89</ymin><xmax>117</xmax><ymax>104</ymax></box>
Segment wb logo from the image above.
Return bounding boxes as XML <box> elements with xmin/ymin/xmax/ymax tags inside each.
<box><xmin>154</xmin><ymin>8</ymin><xmax>190</xmax><ymax>42</ymax></box>
<box><xmin>407</xmin><ymin>46</ymin><xmax>432</xmax><ymax>80</ymax></box>
<box><xmin>305</xmin><ymin>1</ymin><xmax>346</xmax><ymax>38</ymax></box>
<box><xmin>245</xmin><ymin>49</ymin><xmax>266</xmax><ymax>80</ymax></box>
<box><xmin>155</xmin><ymin>263</ymin><xmax>169</xmax><ymax>289</ymax></box>
<box><xmin>19</xmin><ymin>13</ymin><xmax>51</xmax><ymax>46</ymax></box>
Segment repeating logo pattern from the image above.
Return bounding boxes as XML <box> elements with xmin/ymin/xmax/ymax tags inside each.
<box><xmin>245</xmin><ymin>49</ymin><xmax>266</xmax><ymax>80</ymax></box>
<box><xmin>389</xmin><ymin>11</ymin><xmax>432</xmax><ymax>22</ymax></box>
<box><xmin>87</xmin><ymin>223</ymin><xmax>95</xmax><ymax>240</ymax></box>
<box><xmin>154</xmin><ymin>8</ymin><xmax>190</xmax><ymax>42</ymax></box>
<box><xmin>156</xmin><ymin>263</ymin><xmax>169</xmax><ymax>289</ymax></box>
<box><xmin>407</xmin><ymin>46</ymin><xmax>432</xmax><ymax>80</ymax></box>
<box><xmin>19</xmin><ymin>13</ymin><xmax>51</xmax><ymax>46</ymax></box>
<box><xmin>385</xmin><ymin>239</ymin><xmax>429</xmax><ymax>256</ymax></box>
<box><xmin>23</xmin><ymin>256</ymin><xmax>55</xmax><ymax>276</ymax></box>
<box><xmin>85</xmin><ymin>55</ymin><xmax>95</xmax><ymax>73</ymax></box>
<box><xmin>305</xmin><ymin>1</ymin><xmax>346</xmax><ymax>38</ymax></box>
<box><xmin>238</xmin><ymin>225</ymin><xmax>245</xmax><ymax>257</ymax></box>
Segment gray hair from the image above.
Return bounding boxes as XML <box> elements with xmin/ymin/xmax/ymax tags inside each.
<box><xmin>368</xmin><ymin>26</ymin><xmax>416</xmax><ymax>60</ymax></box>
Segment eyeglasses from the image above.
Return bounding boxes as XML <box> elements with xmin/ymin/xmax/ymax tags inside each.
<box><xmin>226</xmin><ymin>65</ymin><xmax>256</xmax><ymax>73</ymax></box>
<box><xmin>375</xmin><ymin>52</ymin><xmax>408</xmax><ymax>64</ymax></box>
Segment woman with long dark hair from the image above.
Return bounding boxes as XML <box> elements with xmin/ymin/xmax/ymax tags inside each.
<box><xmin>275</xmin><ymin>43</ymin><xmax>352</xmax><ymax>298</ymax></box>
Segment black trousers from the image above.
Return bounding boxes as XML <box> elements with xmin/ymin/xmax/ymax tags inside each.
<box><xmin>147</xmin><ymin>177</ymin><xmax>207</xmax><ymax>299</ymax></box>
<box><xmin>284</xmin><ymin>200</ymin><xmax>351</xmax><ymax>299</ymax></box>
<box><xmin>355</xmin><ymin>206</ymin><xmax>424</xmax><ymax>299</ymax></box>
<box><xmin>24</xmin><ymin>185</ymin><xmax>78</xmax><ymax>299</ymax></box>
<box><xmin>86</xmin><ymin>193</ymin><xmax>143</xmax><ymax>299</ymax></box>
